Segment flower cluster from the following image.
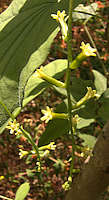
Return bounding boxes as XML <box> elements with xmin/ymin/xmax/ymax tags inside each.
<box><xmin>7</xmin><ymin>119</ymin><xmax>22</xmax><ymax>135</ymax></box>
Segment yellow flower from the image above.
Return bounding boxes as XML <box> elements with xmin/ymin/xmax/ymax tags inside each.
<box><xmin>47</xmin><ymin>142</ymin><xmax>56</xmax><ymax>150</ymax></box>
<box><xmin>40</xmin><ymin>150</ymin><xmax>50</xmax><ymax>158</ymax></box>
<box><xmin>0</xmin><ymin>176</ymin><xmax>4</xmax><ymax>181</ymax></box>
<box><xmin>7</xmin><ymin>119</ymin><xmax>22</xmax><ymax>135</ymax></box>
<box><xmin>41</xmin><ymin>106</ymin><xmax>53</xmax><ymax>123</ymax></box>
<box><xmin>51</xmin><ymin>10</ymin><xmax>66</xmax><ymax>22</ymax></box>
<box><xmin>80</xmin><ymin>42</ymin><xmax>96</xmax><ymax>57</ymax></box>
<box><xmin>51</xmin><ymin>10</ymin><xmax>68</xmax><ymax>40</ymax></box>
<box><xmin>86</xmin><ymin>87</ymin><xmax>96</xmax><ymax>100</ymax></box>
<box><xmin>36</xmin><ymin>161</ymin><xmax>41</xmax><ymax>172</ymax></box>
<box><xmin>19</xmin><ymin>149</ymin><xmax>28</xmax><ymax>159</ymax></box>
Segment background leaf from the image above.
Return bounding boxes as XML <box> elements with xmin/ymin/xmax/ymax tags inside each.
<box><xmin>77</xmin><ymin>118</ymin><xmax>94</xmax><ymax>129</ymax></box>
<box><xmin>78</xmin><ymin>133</ymin><xmax>96</xmax><ymax>149</ymax></box>
<box><xmin>70</xmin><ymin>77</ymin><xmax>94</xmax><ymax>101</ymax></box>
<box><xmin>15</xmin><ymin>182</ymin><xmax>30</xmax><ymax>200</ymax></box>
<box><xmin>72</xmin><ymin>3</ymin><xmax>98</xmax><ymax>21</ymax></box>
<box><xmin>92</xmin><ymin>69</ymin><xmax>107</xmax><ymax>96</ymax></box>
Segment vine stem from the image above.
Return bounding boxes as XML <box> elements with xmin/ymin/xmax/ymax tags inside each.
<box><xmin>84</xmin><ymin>23</ymin><xmax>108</xmax><ymax>76</ymax></box>
<box><xmin>66</xmin><ymin>0</ymin><xmax>75</xmax><ymax>177</ymax></box>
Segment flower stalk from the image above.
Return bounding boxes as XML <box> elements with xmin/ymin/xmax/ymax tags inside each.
<box><xmin>41</xmin><ymin>106</ymin><xmax>68</xmax><ymax>123</ymax></box>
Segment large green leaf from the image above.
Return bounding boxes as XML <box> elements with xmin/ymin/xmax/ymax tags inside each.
<box><xmin>15</xmin><ymin>182</ymin><xmax>30</xmax><ymax>200</ymax></box>
<box><xmin>0</xmin><ymin>0</ymin><xmax>85</xmax><ymax>131</ymax></box>
<box><xmin>0</xmin><ymin>59</ymin><xmax>67</xmax><ymax>134</ymax></box>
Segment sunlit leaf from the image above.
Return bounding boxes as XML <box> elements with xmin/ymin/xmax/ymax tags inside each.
<box><xmin>15</xmin><ymin>182</ymin><xmax>30</xmax><ymax>200</ymax></box>
<box><xmin>72</xmin><ymin>3</ymin><xmax>98</xmax><ymax>21</ymax></box>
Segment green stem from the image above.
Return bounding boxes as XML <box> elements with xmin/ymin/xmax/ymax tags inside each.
<box><xmin>84</xmin><ymin>23</ymin><xmax>108</xmax><ymax>76</ymax></box>
<box><xmin>66</xmin><ymin>0</ymin><xmax>75</xmax><ymax>178</ymax></box>
<box><xmin>20</xmin><ymin>127</ymin><xmax>42</xmax><ymax>175</ymax></box>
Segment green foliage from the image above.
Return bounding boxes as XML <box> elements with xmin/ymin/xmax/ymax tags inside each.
<box><xmin>39</xmin><ymin>101</ymin><xmax>69</xmax><ymax>146</ymax></box>
<box><xmin>25</xmin><ymin>59</ymin><xmax>67</xmax><ymax>98</ymax></box>
<box><xmin>93</xmin><ymin>69</ymin><xmax>107</xmax><ymax>96</ymax></box>
<box><xmin>0</xmin><ymin>0</ymin><xmax>85</xmax><ymax>132</ymax></box>
<box><xmin>75</xmin><ymin>99</ymin><xmax>98</xmax><ymax>119</ymax></box>
<box><xmin>77</xmin><ymin>118</ymin><xmax>94</xmax><ymax>129</ymax></box>
<box><xmin>39</xmin><ymin>99</ymin><xmax>95</xmax><ymax>146</ymax></box>
<box><xmin>39</xmin><ymin>69</ymin><xmax>108</xmax><ymax>145</ymax></box>
<box><xmin>0</xmin><ymin>0</ymin><xmax>67</xmax><ymax>130</ymax></box>
<box><xmin>15</xmin><ymin>182</ymin><xmax>30</xmax><ymax>200</ymax></box>
<box><xmin>72</xmin><ymin>3</ymin><xmax>98</xmax><ymax>21</ymax></box>
<box><xmin>78</xmin><ymin>133</ymin><xmax>96</xmax><ymax>149</ymax></box>
<box><xmin>54</xmin><ymin>75</ymin><xmax>94</xmax><ymax>101</ymax></box>
<box><xmin>71</xmin><ymin>77</ymin><xmax>94</xmax><ymax>101</ymax></box>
